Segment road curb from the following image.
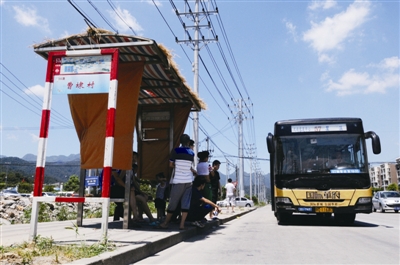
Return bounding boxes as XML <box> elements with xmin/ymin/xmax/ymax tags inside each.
<box><xmin>66</xmin><ymin>207</ymin><xmax>256</xmax><ymax>265</ymax></box>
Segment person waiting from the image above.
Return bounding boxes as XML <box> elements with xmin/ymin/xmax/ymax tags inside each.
<box><xmin>187</xmin><ymin>177</ymin><xmax>221</xmax><ymax>228</ymax></box>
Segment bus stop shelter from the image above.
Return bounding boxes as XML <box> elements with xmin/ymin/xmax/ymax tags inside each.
<box><xmin>30</xmin><ymin>28</ymin><xmax>205</xmax><ymax>238</ymax></box>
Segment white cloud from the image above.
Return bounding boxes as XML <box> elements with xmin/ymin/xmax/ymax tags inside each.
<box><xmin>7</xmin><ymin>133</ymin><xmax>17</xmax><ymax>141</ymax></box>
<box><xmin>368</xmin><ymin>56</ymin><xmax>400</xmax><ymax>70</ymax></box>
<box><xmin>318</xmin><ymin>53</ymin><xmax>336</xmax><ymax>64</ymax></box>
<box><xmin>309</xmin><ymin>0</ymin><xmax>337</xmax><ymax>11</ymax></box>
<box><xmin>325</xmin><ymin>56</ymin><xmax>399</xmax><ymax>96</ymax></box>
<box><xmin>142</xmin><ymin>0</ymin><xmax>162</xmax><ymax>7</ymax></box>
<box><xmin>12</xmin><ymin>5</ymin><xmax>51</xmax><ymax>33</ymax></box>
<box><xmin>320</xmin><ymin>71</ymin><xmax>330</xmax><ymax>81</ymax></box>
<box><xmin>30</xmin><ymin>133</ymin><xmax>39</xmax><ymax>143</ymax></box>
<box><xmin>24</xmin><ymin>84</ymin><xmax>45</xmax><ymax>98</ymax></box>
<box><xmin>303</xmin><ymin>1</ymin><xmax>371</xmax><ymax>53</ymax></box>
<box><xmin>60</xmin><ymin>31</ymin><xmax>70</xmax><ymax>39</ymax></box>
<box><xmin>108</xmin><ymin>6</ymin><xmax>143</xmax><ymax>34</ymax></box>
<box><xmin>284</xmin><ymin>19</ymin><xmax>298</xmax><ymax>42</ymax></box>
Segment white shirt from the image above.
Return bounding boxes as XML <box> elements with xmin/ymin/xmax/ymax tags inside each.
<box><xmin>196</xmin><ymin>162</ymin><xmax>209</xmax><ymax>176</ymax></box>
<box><xmin>225</xmin><ymin>182</ymin><xmax>236</xmax><ymax>196</ymax></box>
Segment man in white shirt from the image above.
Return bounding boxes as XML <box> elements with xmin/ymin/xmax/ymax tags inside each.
<box><xmin>225</xmin><ymin>178</ymin><xmax>236</xmax><ymax>213</ymax></box>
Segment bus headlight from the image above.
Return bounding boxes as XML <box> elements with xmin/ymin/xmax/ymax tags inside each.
<box><xmin>357</xmin><ymin>197</ymin><xmax>371</xmax><ymax>204</ymax></box>
<box><xmin>276</xmin><ymin>197</ymin><xmax>292</xmax><ymax>204</ymax></box>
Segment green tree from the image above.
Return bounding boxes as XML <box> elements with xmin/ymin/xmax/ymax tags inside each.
<box><xmin>18</xmin><ymin>182</ymin><xmax>33</xmax><ymax>193</ymax></box>
<box><xmin>386</xmin><ymin>183</ymin><xmax>398</xmax><ymax>191</ymax></box>
<box><xmin>63</xmin><ymin>175</ymin><xmax>80</xmax><ymax>192</ymax></box>
<box><xmin>251</xmin><ymin>195</ymin><xmax>259</xmax><ymax>205</ymax></box>
<box><xmin>43</xmin><ymin>185</ymin><xmax>55</xmax><ymax>192</ymax></box>
<box><xmin>372</xmin><ymin>187</ymin><xmax>383</xmax><ymax>193</ymax></box>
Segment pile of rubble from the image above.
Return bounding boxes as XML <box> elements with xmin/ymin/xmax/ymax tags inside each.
<box><xmin>0</xmin><ymin>196</ymin><xmax>104</xmax><ymax>225</ymax></box>
<box><xmin>0</xmin><ymin>196</ymin><xmax>31</xmax><ymax>224</ymax></box>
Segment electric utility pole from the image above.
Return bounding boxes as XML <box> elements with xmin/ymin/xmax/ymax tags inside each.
<box><xmin>247</xmin><ymin>144</ymin><xmax>255</xmax><ymax>199</ymax></box>
<box><xmin>230</xmin><ymin>98</ymin><xmax>247</xmax><ymax>197</ymax></box>
<box><xmin>175</xmin><ymin>1</ymin><xmax>218</xmax><ymax>166</ymax></box>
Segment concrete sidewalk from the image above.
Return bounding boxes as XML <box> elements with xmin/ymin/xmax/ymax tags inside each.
<box><xmin>0</xmin><ymin>207</ymin><xmax>256</xmax><ymax>265</ymax></box>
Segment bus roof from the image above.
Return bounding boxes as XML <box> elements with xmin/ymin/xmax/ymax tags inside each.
<box><xmin>273</xmin><ymin>117</ymin><xmax>365</xmax><ymax>136</ymax></box>
<box><xmin>274</xmin><ymin>117</ymin><xmax>362</xmax><ymax>126</ymax></box>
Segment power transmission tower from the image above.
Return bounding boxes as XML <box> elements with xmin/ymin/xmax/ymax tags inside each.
<box><xmin>247</xmin><ymin>144</ymin><xmax>256</xmax><ymax>199</ymax></box>
<box><xmin>229</xmin><ymin>98</ymin><xmax>250</xmax><ymax>197</ymax></box>
<box><xmin>175</xmin><ymin>1</ymin><xmax>218</xmax><ymax>166</ymax></box>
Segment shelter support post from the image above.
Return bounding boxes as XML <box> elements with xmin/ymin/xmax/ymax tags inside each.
<box><xmin>123</xmin><ymin>172</ymin><xmax>132</xmax><ymax>229</ymax></box>
<box><xmin>76</xmin><ymin>169</ymin><xmax>86</xmax><ymax>226</ymax></box>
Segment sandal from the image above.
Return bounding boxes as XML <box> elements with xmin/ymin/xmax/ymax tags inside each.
<box><xmin>191</xmin><ymin>221</ymin><xmax>205</xmax><ymax>228</ymax></box>
<box><xmin>149</xmin><ymin>221</ymin><xmax>159</xmax><ymax>226</ymax></box>
<box><xmin>156</xmin><ymin>223</ymin><xmax>169</xmax><ymax>229</ymax></box>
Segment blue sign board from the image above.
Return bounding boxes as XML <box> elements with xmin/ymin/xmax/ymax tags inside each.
<box><xmin>85</xmin><ymin>176</ymin><xmax>100</xmax><ymax>187</ymax></box>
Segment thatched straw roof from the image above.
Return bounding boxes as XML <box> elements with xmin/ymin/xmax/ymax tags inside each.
<box><xmin>34</xmin><ymin>28</ymin><xmax>206</xmax><ymax>111</ymax></box>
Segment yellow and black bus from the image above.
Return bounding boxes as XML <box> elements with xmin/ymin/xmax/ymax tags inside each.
<box><xmin>266</xmin><ymin>118</ymin><xmax>381</xmax><ymax>224</ymax></box>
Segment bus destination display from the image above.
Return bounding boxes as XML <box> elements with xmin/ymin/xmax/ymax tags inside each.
<box><xmin>291</xmin><ymin>124</ymin><xmax>347</xmax><ymax>133</ymax></box>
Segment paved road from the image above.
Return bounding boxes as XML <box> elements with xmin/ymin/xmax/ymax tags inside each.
<box><xmin>135</xmin><ymin>207</ymin><xmax>400</xmax><ymax>264</ymax></box>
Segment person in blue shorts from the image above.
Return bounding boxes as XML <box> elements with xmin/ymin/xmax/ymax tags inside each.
<box><xmin>158</xmin><ymin>134</ymin><xmax>195</xmax><ymax>230</ymax></box>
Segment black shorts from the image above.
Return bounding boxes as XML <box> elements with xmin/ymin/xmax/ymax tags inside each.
<box><xmin>110</xmin><ymin>185</ymin><xmax>125</xmax><ymax>199</ymax></box>
<box><xmin>154</xmin><ymin>198</ymin><xmax>166</xmax><ymax>209</ymax></box>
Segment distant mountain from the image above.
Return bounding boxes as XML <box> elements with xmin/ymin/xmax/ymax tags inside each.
<box><xmin>22</xmin><ymin>153</ymin><xmax>80</xmax><ymax>163</ymax></box>
<box><xmin>2</xmin><ymin>154</ymin><xmax>270</xmax><ymax>196</ymax></box>
<box><xmin>1</xmin><ymin>156</ymin><xmax>80</xmax><ymax>183</ymax></box>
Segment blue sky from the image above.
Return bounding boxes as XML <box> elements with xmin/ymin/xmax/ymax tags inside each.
<box><xmin>0</xmin><ymin>0</ymin><xmax>399</xmax><ymax>176</ymax></box>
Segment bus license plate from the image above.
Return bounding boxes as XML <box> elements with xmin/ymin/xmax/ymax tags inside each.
<box><xmin>315</xmin><ymin>207</ymin><xmax>333</xmax><ymax>213</ymax></box>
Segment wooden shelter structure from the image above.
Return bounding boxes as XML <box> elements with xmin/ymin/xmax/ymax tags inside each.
<box><xmin>30</xmin><ymin>28</ymin><xmax>205</xmax><ymax>231</ymax></box>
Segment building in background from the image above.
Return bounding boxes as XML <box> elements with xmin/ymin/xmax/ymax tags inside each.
<box><xmin>396</xmin><ymin>158</ymin><xmax>400</xmax><ymax>185</ymax></box>
<box><xmin>369</xmin><ymin>162</ymin><xmax>399</xmax><ymax>190</ymax></box>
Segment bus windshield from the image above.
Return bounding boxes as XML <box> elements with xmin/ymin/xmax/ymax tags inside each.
<box><xmin>275</xmin><ymin>134</ymin><xmax>367</xmax><ymax>175</ymax></box>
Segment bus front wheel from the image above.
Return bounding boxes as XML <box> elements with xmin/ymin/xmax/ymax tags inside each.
<box><xmin>277</xmin><ymin>212</ymin><xmax>292</xmax><ymax>224</ymax></box>
<box><xmin>334</xmin><ymin>213</ymin><xmax>356</xmax><ymax>225</ymax></box>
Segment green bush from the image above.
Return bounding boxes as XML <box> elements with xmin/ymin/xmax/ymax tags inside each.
<box><xmin>23</xmin><ymin>203</ymin><xmax>52</xmax><ymax>223</ymax></box>
<box><xmin>43</xmin><ymin>185</ymin><xmax>55</xmax><ymax>192</ymax></box>
<box><xmin>18</xmin><ymin>182</ymin><xmax>33</xmax><ymax>193</ymax></box>
<box><xmin>252</xmin><ymin>195</ymin><xmax>259</xmax><ymax>205</ymax></box>
<box><xmin>387</xmin><ymin>183</ymin><xmax>398</xmax><ymax>191</ymax></box>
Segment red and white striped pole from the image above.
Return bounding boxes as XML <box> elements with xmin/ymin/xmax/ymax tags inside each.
<box><xmin>33</xmin><ymin>53</ymin><xmax>56</xmax><ymax>196</ymax></box>
<box><xmin>101</xmin><ymin>49</ymin><xmax>119</xmax><ymax>198</ymax></box>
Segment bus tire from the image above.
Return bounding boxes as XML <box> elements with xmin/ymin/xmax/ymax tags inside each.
<box><xmin>334</xmin><ymin>213</ymin><xmax>355</xmax><ymax>225</ymax></box>
<box><xmin>277</xmin><ymin>212</ymin><xmax>292</xmax><ymax>224</ymax></box>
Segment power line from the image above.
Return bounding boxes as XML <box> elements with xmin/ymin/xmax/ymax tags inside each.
<box><xmin>88</xmin><ymin>0</ymin><xmax>119</xmax><ymax>33</ymax></box>
<box><xmin>67</xmin><ymin>0</ymin><xmax>98</xmax><ymax>29</ymax></box>
<box><xmin>107</xmin><ymin>0</ymin><xmax>137</xmax><ymax>35</ymax></box>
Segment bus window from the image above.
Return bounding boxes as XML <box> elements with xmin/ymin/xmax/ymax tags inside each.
<box><xmin>275</xmin><ymin>134</ymin><xmax>368</xmax><ymax>174</ymax></box>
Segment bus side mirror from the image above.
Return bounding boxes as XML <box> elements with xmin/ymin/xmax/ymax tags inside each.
<box><xmin>267</xmin><ymin>133</ymin><xmax>275</xmax><ymax>154</ymax></box>
<box><xmin>365</xmin><ymin>131</ymin><xmax>381</xmax><ymax>155</ymax></box>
